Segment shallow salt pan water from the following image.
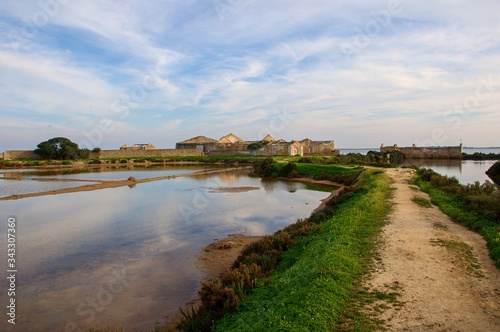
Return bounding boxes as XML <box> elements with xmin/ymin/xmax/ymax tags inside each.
<box><xmin>0</xmin><ymin>169</ymin><xmax>334</xmax><ymax>331</ymax></box>
<box><xmin>0</xmin><ymin>165</ymin><xmax>217</xmax><ymax>198</ymax></box>
<box><xmin>0</xmin><ymin>179</ymin><xmax>100</xmax><ymax>198</ymax></box>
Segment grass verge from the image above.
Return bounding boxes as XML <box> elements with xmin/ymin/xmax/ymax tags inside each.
<box><xmin>430</xmin><ymin>239</ymin><xmax>484</xmax><ymax>278</ymax></box>
<box><xmin>212</xmin><ymin>169</ymin><xmax>392</xmax><ymax>331</ymax></box>
<box><xmin>414</xmin><ymin>169</ymin><xmax>500</xmax><ymax>268</ymax></box>
<box><xmin>411</xmin><ymin>196</ymin><xmax>433</xmax><ymax>208</ymax></box>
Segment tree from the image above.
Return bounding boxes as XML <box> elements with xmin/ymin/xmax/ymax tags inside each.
<box><xmin>34</xmin><ymin>137</ymin><xmax>83</xmax><ymax>160</ymax></box>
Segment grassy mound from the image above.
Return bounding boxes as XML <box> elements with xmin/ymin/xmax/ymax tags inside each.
<box><xmin>212</xmin><ymin>169</ymin><xmax>392</xmax><ymax>331</ymax></box>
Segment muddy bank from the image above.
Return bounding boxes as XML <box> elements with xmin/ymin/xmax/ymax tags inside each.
<box><xmin>208</xmin><ymin>186</ymin><xmax>261</xmax><ymax>193</ymax></box>
<box><xmin>197</xmin><ymin>233</ymin><xmax>264</xmax><ymax>278</ymax></box>
<box><xmin>164</xmin><ymin>234</ymin><xmax>263</xmax><ymax>331</ymax></box>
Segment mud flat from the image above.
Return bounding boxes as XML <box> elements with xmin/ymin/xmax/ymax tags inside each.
<box><xmin>164</xmin><ymin>233</ymin><xmax>263</xmax><ymax>331</ymax></box>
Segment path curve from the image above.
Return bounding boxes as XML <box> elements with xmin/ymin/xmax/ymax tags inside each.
<box><xmin>364</xmin><ymin>168</ymin><xmax>500</xmax><ymax>331</ymax></box>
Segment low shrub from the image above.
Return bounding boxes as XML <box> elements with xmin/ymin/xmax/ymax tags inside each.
<box><xmin>463</xmin><ymin>152</ymin><xmax>500</xmax><ymax>161</ymax></box>
<box><xmin>253</xmin><ymin>157</ymin><xmax>278</xmax><ymax>177</ymax></box>
<box><xmin>278</xmin><ymin>161</ymin><xmax>298</xmax><ymax>178</ymax></box>
<box><xmin>417</xmin><ymin>168</ymin><xmax>500</xmax><ymax>224</ymax></box>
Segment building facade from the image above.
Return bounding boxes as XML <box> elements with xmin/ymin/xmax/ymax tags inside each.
<box><xmin>175</xmin><ymin>133</ymin><xmax>337</xmax><ymax>156</ymax></box>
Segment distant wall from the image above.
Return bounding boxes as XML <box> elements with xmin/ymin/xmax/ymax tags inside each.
<box><xmin>96</xmin><ymin>148</ymin><xmax>203</xmax><ymax>159</ymax></box>
<box><xmin>4</xmin><ymin>150</ymin><xmax>42</xmax><ymax>160</ymax></box>
<box><xmin>4</xmin><ymin>149</ymin><xmax>203</xmax><ymax>160</ymax></box>
<box><xmin>381</xmin><ymin>145</ymin><xmax>463</xmax><ymax>159</ymax></box>
<box><xmin>303</xmin><ymin>141</ymin><xmax>336</xmax><ymax>155</ymax></box>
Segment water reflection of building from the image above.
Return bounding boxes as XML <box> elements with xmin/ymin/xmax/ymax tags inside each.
<box><xmin>189</xmin><ymin>170</ymin><xmax>247</xmax><ymax>183</ymax></box>
<box><xmin>401</xmin><ymin>159</ymin><xmax>462</xmax><ymax>169</ymax></box>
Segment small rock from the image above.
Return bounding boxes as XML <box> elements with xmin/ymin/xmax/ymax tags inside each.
<box><xmin>219</xmin><ymin>241</ymin><xmax>234</xmax><ymax>250</ymax></box>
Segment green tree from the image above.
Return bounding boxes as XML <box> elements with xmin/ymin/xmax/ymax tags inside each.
<box><xmin>34</xmin><ymin>137</ymin><xmax>82</xmax><ymax>160</ymax></box>
<box><xmin>278</xmin><ymin>161</ymin><xmax>298</xmax><ymax>178</ymax></box>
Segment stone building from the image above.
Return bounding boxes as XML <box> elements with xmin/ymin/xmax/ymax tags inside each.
<box><xmin>218</xmin><ymin>133</ymin><xmax>244</xmax><ymax>144</ymax></box>
<box><xmin>175</xmin><ymin>133</ymin><xmax>337</xmax><ymax>156</ymax></box>
<box><xmin>174</xmin><ymin>136</ymin><xmax>218</xmax><ymax>152</ymax></box>
<box><xmin>380</xmin><ymin>143</ymin><xmax>463</xmax><ymax>159</ymax></box>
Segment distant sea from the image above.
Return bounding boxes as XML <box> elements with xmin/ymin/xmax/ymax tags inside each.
<box><xmin>462</xmin><ymin>147</ymin><xmax>500</xmax><ymax>154</ymax></box>
<box><xmin>339</xmin><ymin>148</ymin><xmax>378</xmax><ymax>155</ymax></box>
<box><xmin>339</xmin><ymin>147</ymin><xmax>500</xmax><ymax>155</ymax></box>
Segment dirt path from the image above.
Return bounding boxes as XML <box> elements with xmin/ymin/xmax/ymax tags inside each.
<box><xmin>364</xmin><ymin>168</ymin><xmax>500</xmax><ymax>331</ymax></box>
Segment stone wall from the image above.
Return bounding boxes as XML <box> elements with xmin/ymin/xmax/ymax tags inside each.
<box><xmin>303</xmin><ymin>141</ymin><xmax>336</xmax><ymax>155</ymax></box>
<box><xmin>177</xmin><ymin>138</ymin><xmax>336</xmax><ymax>156</ymax></box>
<box><xmin>3</xmin><ymin>150</ymin><xmax>42</xmax><ymax>160</ymax></box>
<box><xmin>207</xmin><ymin>143</ymin><xmax>293</xmax><ymax>156</ymax></box>
<box><xmin>4</xmin><ymin>149</ymin><xmax>203</xmax><ymax>160</ymax></box>
<box><xmin>380</xmin><ymin>145</ymin><xmax>463</xmax><ymax>159</ymax></box>
<box><xmin>96</xmin><ymin>148</ymin><xmax>203</xmax><ymax>159</ymax></box>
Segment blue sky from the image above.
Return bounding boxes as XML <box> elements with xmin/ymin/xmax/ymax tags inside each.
<box><xmin>1</xmin><ymin>0</ymin><xmax>499</xmax><ymax>152</ymax></box>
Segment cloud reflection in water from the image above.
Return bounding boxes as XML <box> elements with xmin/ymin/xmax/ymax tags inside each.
<box><xmin>0</xmin><ymin>169</ymin><xmax>333</xmax><ymax>331</ymax></box>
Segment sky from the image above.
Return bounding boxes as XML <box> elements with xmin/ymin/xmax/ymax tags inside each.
<box><xmin>1</xmin><ymin>0</ymin><xmax>499</xmax><ymax>152</ymax></box>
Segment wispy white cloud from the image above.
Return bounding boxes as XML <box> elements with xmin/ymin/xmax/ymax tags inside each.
<box><xmin>0</xmin><ymin>0</ymin><xmax>499</xmax><ymax>151</ymax></box>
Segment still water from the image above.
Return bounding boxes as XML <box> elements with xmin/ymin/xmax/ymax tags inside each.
<box><xmin>0</xmin><ymin>167</ymin><xmax>333</xmax><ymax>331</ymax></box>
<box><xmin>0</xmin><ymin>165</ymin><xmax>217</xmax><ymax>198</ymax></box>
<box><xmin>339</xmin><ymin>147</ymin><xmax>499</xmax><ymax>184</ymax></box>
<box><xmin>339</xmin><ymin>147</ymin><xmax>500</xmax><ymax>155</ymax></box>
<box><xmin>401</xmin><ymin>160</ymin><xmax>497</xmax><ymax>184</ymax></box>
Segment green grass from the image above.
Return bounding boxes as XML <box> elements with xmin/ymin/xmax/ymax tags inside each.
<box><xmin>415</xmin><ymin>178</ymin><xmax>500</xmax><ymax>269</ymax></box>
<box><xmin>430</xmin><ymin>239</ymin><xmax>484</xmax><ymax>278</ymax></box>
<box><xmin>294</xmin><ymin>163</ymin><xmax>362</xmax><ymax>177</ymax></box>
<box><xmin>411</xmin><ymin>195</ymin><xmax>433</xmax><ymax>208</ymax></box>
<box><xmin>433</xmin><ymin>222</ymin><xmax>449</xmax><ymax>230</ymax></box>
<box><xmin>214</xmin><ymin>169</ymin><xmax>393</xmax><ymax>331</ymax></box>
<box><xmin>409</xmin><ymin>185</ymin><xmax>420</xmax><ymax>191</ymax></box>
